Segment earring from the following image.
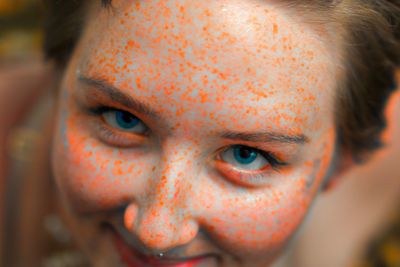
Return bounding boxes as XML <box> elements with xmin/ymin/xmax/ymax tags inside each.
<box><xmin>156</xmin><ymin>252</ymin><xmax>165</xmax><ymax>258</ymax></box>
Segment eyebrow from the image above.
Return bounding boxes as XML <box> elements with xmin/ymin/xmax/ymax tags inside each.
<box><xmin>220</xmin><ymin>131</ymin><xmax>309</xmax><ymax>145</ymax></box>
<box><xmin>78</xmin><ymin>75</ymin><xmax>161</xmax><ymax>120</ymax></box>
<box><xmin>78</xmin><ymin>75</ymin><xmax>309</xmax><ymax>145</ymax></box>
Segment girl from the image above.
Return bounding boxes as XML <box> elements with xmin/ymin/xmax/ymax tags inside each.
<box><xmin>4</xmin><ymin>0</ymin><xmax>400</xmax><ymax>266</ymax></box>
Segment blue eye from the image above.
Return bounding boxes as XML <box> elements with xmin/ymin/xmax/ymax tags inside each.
<box><xmin>234</xmin><ymin>146</ymin><xmax>258</xmax><ymax>164</ymax></box>
<box><xmin>115</xmin><ymin>110</ymin><xmax>140</xmax><ymax>129</ymax></box>
<box><xmin>102</xmin><ymin>109</ymin><xmax>147</xmax><ymax>134</ymax></box>
<box><xmin>221</xmin><ymin>145</ymin><xmax>269</xmax><ymax>171</ymax></box>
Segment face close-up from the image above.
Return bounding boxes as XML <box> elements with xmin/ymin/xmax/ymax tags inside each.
<box><xmin>51</xmin><ymin>0</ymin><xmax>342</xmax><ymax>266</ymax></box>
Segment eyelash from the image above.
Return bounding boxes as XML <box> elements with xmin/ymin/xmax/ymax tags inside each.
<box><xmin>217</xmin><ymin>146</ymin><xmax>286</xmax><ymax>170</ymax></box>
<box><xmin>214</xmin><ymin>145</ymin><xmax>288</xmax><ymax>186</ymax></box>
<box><xmin>256</xmin><ymin>149</ymin><xmax>287</xmax><ymax>171</ymax></box>
<box><xmin>86</xmin><ymin>105</ymin><xmax>288</xmax><ymax>184</ymax></box>
<box><xmin>87</xmin><ymin>105</ymin><xmax>149</xmax><ymax>146</ymax></box>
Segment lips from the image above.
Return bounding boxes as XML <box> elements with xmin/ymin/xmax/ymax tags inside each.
<box><xmin>109</xmin><ymin>226</ymin><xmax>213</xmax><ymax>267</ymax></box>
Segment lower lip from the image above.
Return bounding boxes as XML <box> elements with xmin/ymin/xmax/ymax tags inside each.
<box><xmin>111</xmin><ymin>231</ymin><xmax>206</xmax><ymax>267</ymax></box>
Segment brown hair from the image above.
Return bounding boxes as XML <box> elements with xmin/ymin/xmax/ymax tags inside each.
<box><xmin>42</xmin><ymin>0</ymin><xmax>400</xmax><ymax>162</ymax></box>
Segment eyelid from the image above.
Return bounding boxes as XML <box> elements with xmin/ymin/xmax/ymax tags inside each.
<box><xmin>77</xmin><ymin>92</ymin><xmax>164</xmax><ymax>134</ymax></box>
<box><xmin>94</xmin><ymin>120</ymin><xmax>148</xmax><ymax>147</ymax></box>
<box><xmin>74</xmin><ymin>85</ymin><xmax>163</xmax><ymax>130</ymax></box>
<box><xmin>101</xmin><ymin>108</ymin><xmax>147</xmax><ymax>132</ymax></box>
<box><xmin>214</xmin><ymin>145</ymin><xmax>289</xmax><ymax>188</ymax></box>
<box><xmin>214</xmin><ymin>159</ymin><xmax>271</xmax><ymax>188</ymax></box>
<box><xmin>216</xmin><ymin>145</ymin><xmax>287</xmax><ymax>168</ymax></box>
<box><xmin>85</xmin><ymin>105</ymin><xmax>150</xmax><ymax>147</ymax></box>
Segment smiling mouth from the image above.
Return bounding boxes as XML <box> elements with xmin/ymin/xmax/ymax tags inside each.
<box><xmin>105</xmin><ymin>224</ymin><xmax>218</xmax><ymax>267</ymax></box>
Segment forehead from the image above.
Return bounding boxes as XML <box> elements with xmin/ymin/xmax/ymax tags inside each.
<box><xmin>73</xmin><ymin>0</ymin><xmax>339</xmax><ymax>134</ymax></box>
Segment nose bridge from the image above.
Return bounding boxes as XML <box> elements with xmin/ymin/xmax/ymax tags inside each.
<box><xmin>128</xmin><ymin>140</ymin><xmax>199</xmax><ymax>250</ymax></box>
<box><xmin>151</xmin><ymin>140</ymin><xmax>195</xmax><ymax>209</ymax></box>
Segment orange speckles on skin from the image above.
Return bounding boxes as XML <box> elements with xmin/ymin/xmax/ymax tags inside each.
<box><xmin>273</xmin><ymin>23</ymin><xmax>279</xmax><ymax>34</ymax></box>
<box><xmin>52</xmin><ymin>1</ymin><xmax>340</xmax><ymax>266</ymax></box>
<box><xmin>134</xmin><ymin>2</ymin><xmax>141</xmax><ymax>10</ymax></box>
<box><xmin>198</xmin><ymin>90</ymin><xmax>208</xmax><ymax>104</ymax></box>
<box><xmin>126</xmin><ymin>39</ymin><xmax>141</xmax><ymax>49</ymax></box>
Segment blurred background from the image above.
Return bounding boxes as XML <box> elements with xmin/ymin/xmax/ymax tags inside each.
<box><xmin>0</xmin><ymin>0</ymin><xmax>42</xmax><ymax>62</ymax></box>
<box><xmin>0</xmin><ymin>2</ymin><xmax>77</xmax><ymax>267</ymax></box>
<box><xmin>0</xmin><ymin>0</ymin><xmax>43</xmax><ymax>265</ymax></box>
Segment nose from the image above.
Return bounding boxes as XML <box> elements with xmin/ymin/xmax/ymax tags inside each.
<box><xmin>124</xmin><ymin>202</ymin><xmax>199</xmax><ymax>252</ymax></box>
<box><xmin>123</xmin><ymin>144</ymin><xmax>200</xmax><ymax>252</ymax></box>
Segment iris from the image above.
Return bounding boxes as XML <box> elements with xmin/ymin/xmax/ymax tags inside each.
<box><xmin>100</xmin><ymin>108</ymin><xmax>148</xmax><ymax>135</ymax></box>
<box><xmin>115</xmin><ymin>110</ymin><xmax>140</xmax><ymax>129</ymax></box>
<box><xmin>233</xmin><ymin>145</ymin><xmax>258</xmax><ymax>165</ymax></box>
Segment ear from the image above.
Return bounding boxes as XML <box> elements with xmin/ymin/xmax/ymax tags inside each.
<box><xmin>322</xmin><ymin>148</ymin><xmax>356</xmax><ymax>192</ymax></box>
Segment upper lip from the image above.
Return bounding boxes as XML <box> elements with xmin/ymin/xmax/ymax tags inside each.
<box><xmin>103</xmin><ymin>222</ymin><xmax>220</xmax><ymax>265</ymax></box>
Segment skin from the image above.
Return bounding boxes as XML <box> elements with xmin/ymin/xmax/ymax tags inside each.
<box><xmin>52</xmin><ymin>0</ymin><xmax>341</xmax><ymax>266</ymax></box>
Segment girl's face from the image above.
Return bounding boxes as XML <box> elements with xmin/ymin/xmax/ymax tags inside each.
<box><xmin>52</xmin><ymin>0</ymin><xmax>340</xmax><ymax>266</ymax></box>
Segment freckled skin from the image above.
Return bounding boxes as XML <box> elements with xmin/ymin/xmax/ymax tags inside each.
<box><xmin>52</xmin><ymin>0</ymin><xmax>340</xmax><ymax>266</ymax></box>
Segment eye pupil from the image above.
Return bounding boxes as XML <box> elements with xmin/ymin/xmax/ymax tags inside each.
<box><xmin>115</xmin><ymin>110</ymin><xmax>139</xmax><ymax>129</ymax></box>
<box><xmin>233</xmin><ymin>145</ymin><xmax>258</xmax><ymax>165</ymax></box>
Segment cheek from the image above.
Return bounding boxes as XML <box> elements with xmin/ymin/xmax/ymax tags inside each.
<box><xmin>194</xmin><ymin>133</ymin><xmax>335</xmax><ymax>258</ymax></box>
<box><xmin>195</xmin><ymin>181</ymin><xmax>311</xmax><ymax>258</ymax></box>
<box><xmin>52</xmin><ymin>106</ymin><xmax>152</xmax><ymax>211</ymax></box>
